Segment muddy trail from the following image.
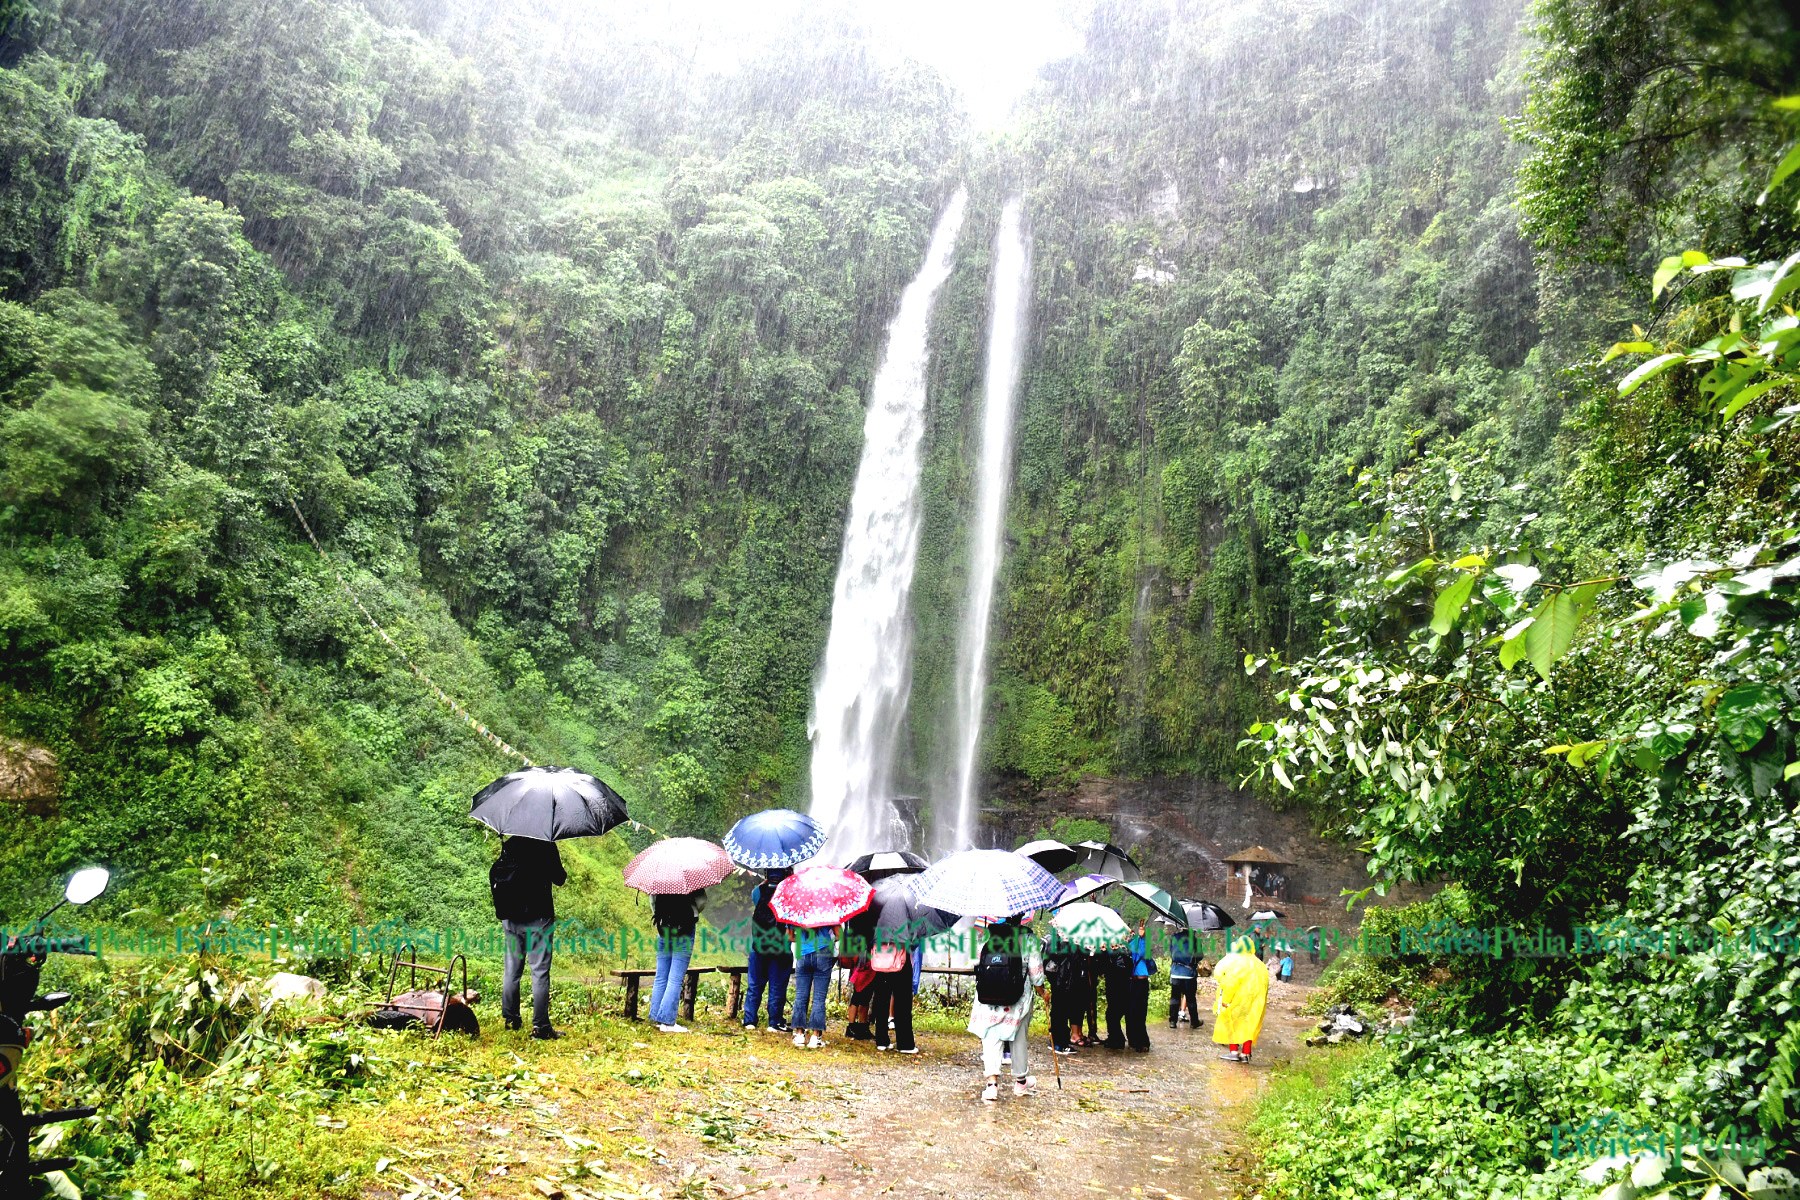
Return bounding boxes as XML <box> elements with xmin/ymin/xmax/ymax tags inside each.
<box><xmin>679</xmin><ymin>981</ymin><xmax>1318</xmax><ymax>1200</ymax></box>
<box><xmin>353</xmin><ymin>981</ymin><xmax>1319</xmax><ymax>1200</ymax></box>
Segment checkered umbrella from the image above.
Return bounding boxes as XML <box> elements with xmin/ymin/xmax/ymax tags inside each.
<box><xmin>622</xmin><ymin>838</ymin><xmax>734</xmax><ymax>895</ymax></box>
<box><xmin>770</xmin><ymin>865</ymin><xmax>874</xmax><ymax>929</ymax></box>
<box><xmin>910</xmin><ymin>849</ymin><xmax>1066</xmax><ymax>919</ymax></box>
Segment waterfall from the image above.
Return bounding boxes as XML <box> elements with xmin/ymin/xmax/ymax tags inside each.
<box><xmin>808</xmin><ymin>188</ymin><xmax>969</xmax><ymax>859</ymax></box>
<box><xmin>941</xmin><ymin>196</ymin><xmax>1031</xmax><ymax>853</ymax></box>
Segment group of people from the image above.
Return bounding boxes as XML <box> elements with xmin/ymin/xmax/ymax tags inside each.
<box><xmin>489</xmin><ymin>838</ymin><xmax>1271</xmax><ymax>1100</ymax></box>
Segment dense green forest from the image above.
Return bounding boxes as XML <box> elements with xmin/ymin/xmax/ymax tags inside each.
<box><xmin>1</xmin><ymin>0</ymin><xmax>1798</xmax><ymax>1193</ymax></box>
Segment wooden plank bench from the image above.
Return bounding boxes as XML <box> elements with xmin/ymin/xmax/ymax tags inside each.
<box><xmin>614</xmin><ymin>966</ymin><xmax>711</xmax><ymax>1021</ymax></box>
<box><xmin>612</xmin><ymin>964</ymin><xmax>748</xmax><ymax>1022</ymax></box>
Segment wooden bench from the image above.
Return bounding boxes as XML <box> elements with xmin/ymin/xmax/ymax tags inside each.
<box><xmin>612</xmin><ymin>964</ymin><xmax>748</xmax><ymax>1022</ymax></box>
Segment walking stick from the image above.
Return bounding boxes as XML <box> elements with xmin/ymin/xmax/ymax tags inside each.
<box><xmin>1053</xmin><ymin>1044</ymin><xmax>1061</xmax><ymax>1090</ymax></box>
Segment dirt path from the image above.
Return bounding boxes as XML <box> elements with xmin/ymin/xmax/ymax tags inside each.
<box><xmin>677</xmin><ymin>981</ymin><xmax>1318</xmax><ymax>1200</ymax></box>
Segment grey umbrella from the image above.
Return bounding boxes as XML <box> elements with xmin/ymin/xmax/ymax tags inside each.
<box><xmin>873</xmin><ymin>876</ymin><xmax>955</xmax><ymax>943</ymax></box>
<box><xmin>470</xmin><ymin>767</ymin><xmax>628</xmax><ymax>840</ymax></box>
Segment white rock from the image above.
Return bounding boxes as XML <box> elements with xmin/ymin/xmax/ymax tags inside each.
<box><xmin>266</xmin><ymin>972</ymin><xmax>326</xmax><ymax>1003</ymax></box>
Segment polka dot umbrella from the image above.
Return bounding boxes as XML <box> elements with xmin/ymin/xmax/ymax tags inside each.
<box><xmin>770</xmin><ymin>865</ymin><xmax>874</xmax><ymax>929</ymax></box>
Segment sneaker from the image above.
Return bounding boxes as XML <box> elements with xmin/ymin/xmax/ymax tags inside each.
<box><xmin>658</xmin><ymin>1023</ymin><xmax>690</xmax><ymax>1034</ymax></box>
<box><xmin>531</xmin><ymin>1028</ymin><xmax>563</xmax><ymax>1040</ymax></box>
<box><xmin>1052</xmin><ymin>1046</ymin><xmax>1075</xmax><ymax>1056</ymax></box>
<box><xmin>771</xmin><ymin>1022</ymin><xmax>793</xmax><ymax>1034</ymax></box>
<box><xmin>1014</xmin><ymin>1077</ymin><xmax>1037</xmax><ymax>1098</ymax></box>
<box><xmin>1001</xmin><ymin>1053</ymin><xmax>1011</xmax><ymax>1066</ymax></box>
<box><xmin>981</xmin><ymin>1083</ymin><xmax>998</xmax><ymax>1103</ymax></box>
<box><xmin>793</xmin><ymin>1031</ymin><xmax>808</xmax><ymax>1048</ymax></box>
<box><xmin>807</xmin><ymin>1034</ymin><xmax>825</xmax><ymax>1049</ymax></box>
<box><xmin>874</xmin><ymin>1043</ymin><xmax>892</xmax><ymax>1052</ymax></box>
<box><xmin>741</xmin><ymin>1024</ymin><xmax>756</xmax><ymax>1033</ymax></box>
<box><xmin>1219</xmin><ymin>1050</ymin><xmax>1244</xmax><ymax>1061</ymax></box>
<box><xmin>504</xmin><ymin>1018</ymin><xmax>522</xmax><ymax>1032</ymax></box>
<box><xmin>898</xmin><ymin>1047</ymin><xmax>920</xmax><ymax>1055</ymax></box>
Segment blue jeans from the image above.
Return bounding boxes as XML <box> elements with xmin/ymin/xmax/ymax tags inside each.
<box><xmin>745</xmin><ymin>949</ymin><xmax>792</xmax><ymax>1027</ymax></box>
<box><xmin>790</xmin><ymin>947</ymin><xmax>834</xmax><ymax>1031</ymax></box>
<box><xmin>649</xmin><ymin>938</ymin><xmax>693</xmax><ymax>1027</ymax></box>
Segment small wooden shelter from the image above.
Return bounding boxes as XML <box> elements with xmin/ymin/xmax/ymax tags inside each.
<box><xmin>1224</xmin><ymin>845</ymin><xmax>1292</xmax><ymax>901</ymax></box>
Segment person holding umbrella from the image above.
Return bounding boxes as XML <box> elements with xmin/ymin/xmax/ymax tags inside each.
<box><xmin>649</xmin><ymin>885</ymin><xmax>707</xmax><ymax>1033</ymax></box>
<box><xmin>969</xmin><ymin>914</ymin><xmax>1047</xmax><ymax>1101</ymax></box>
<box><xmin>868</xmin><ymin>878</ymin><xmax>924</xmax><ymax>1054</ymax></box>
<box><xmin>622</xmin><ymin>837</ymin><xmax>738</xmax><ymax>1035</ymax></box>
<box><xmin>1169</xmin><ymin>926</ymin><xmax>1203</xmax><ymax>1030</ymax></box>
<box><xmin>909</xmin><ymin>848</ymin><xmax>1065</xmax><ymax>1102</ymax></box>
<box><xmin>473</xmin><ymin>766</ymin><xmax>631</xmax><ymax>1041</ymax></box>
<box><xmin>771</xmin><ymin>865</ymin><xmax>875</xmax><ymax>1050</ymax></box>
<box><xmin>742</xmin><ymin>868</ymin><xmax>794</xmax><ymax>1033</ymax></box>
<box><xmin>491</xmin><ymin>836</ymin><xmax>567</xmax><ymax>1039</ymax></box>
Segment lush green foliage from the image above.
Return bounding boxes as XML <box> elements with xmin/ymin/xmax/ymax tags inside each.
<box><xmin>0</xmin><ymin>1</ymin><xmax>955</xmax><ymax>920</ymax></box>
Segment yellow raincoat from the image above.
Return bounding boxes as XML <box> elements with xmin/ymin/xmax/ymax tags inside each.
<box><xmin>1212</xmin><ymin>936</ymin><xmax>1269</xmax><ymax>1046</ymax></box>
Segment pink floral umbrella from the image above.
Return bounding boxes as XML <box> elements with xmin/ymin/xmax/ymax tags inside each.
<box><xmin>770</xmin><ymin>865</ymin><xmax>874</xmax><ymax>928</ymax></box>
<box><xmin>623</xmin><ymin>837</ymin><xmax>735</xmax><ymax>895</ymax></box>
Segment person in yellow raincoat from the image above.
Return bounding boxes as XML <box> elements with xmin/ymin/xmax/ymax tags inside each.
<box><xmin>1212</xmin><ymin>935</ymin><xmax>1269</xmax><ymax>1062</ymax></box>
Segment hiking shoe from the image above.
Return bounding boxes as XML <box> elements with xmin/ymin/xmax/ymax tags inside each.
<box><xmin>531</xmin><ymin>1028</ymin><xmax>563</xmax><ymax>1041</ymax></box>
<box><xmin>504</xmin><ymin>1018</ymin><xmax>523</xmax><ymax>1032</ymax></box>
<box><xmin>807</xmin><ymin>1034</ymin><xmax>825</xmax><ymax>1049</ymax></box>
<box><xmin>845</xmin><ymin>1022</ymin><xmax>874</xmax><ymax>1041</ymax></box>
<box><xmin>793</xmin><ymin>1031</ymin><xmax>807</xmax><ymax>1048</ymax></box>
<box><xmin>981</xmin><ymin>1083</ymin><xmax>998</xmax><ymax>1103</ymax></box>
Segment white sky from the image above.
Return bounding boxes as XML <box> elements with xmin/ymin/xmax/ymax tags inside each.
<box><xmin>615</xmin><ymin>0</ymin><xmax>1091</xmax><ymax>128</ymax></box>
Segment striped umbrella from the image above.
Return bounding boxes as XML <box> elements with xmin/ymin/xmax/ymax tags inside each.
<box><xmin>771</xmin><ymin>865</ymin><xmax>874</xmax><ymax>929</ymax></box>
<box><xmin>622</xmin><ymin>838</ymin><xmax>734</xmax><ymax>895</ymax></box>
<box><xmin>910</xmin><ymin>849</ymin><xmax>1066</xmax><ymax>919</ymax></box>
<box><xmin>845</xmin><ymin>850</ymin><xmax>928</xmax><ymax>880</ymax></box>
<box><xmin>724</xmin><ymin>809</ymin><xmax>826</xmax><ymax>870</ymax></box>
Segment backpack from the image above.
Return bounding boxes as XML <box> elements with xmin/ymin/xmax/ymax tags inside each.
<box><xmin>489</xmin><ymin>858</ymin><xmax>526</xmax><ymax>921</ymax></box>
<box><xmin>975</xmin><ymin>948</ymin><xmax>1026</xmax><ymax>1007</ymax></box>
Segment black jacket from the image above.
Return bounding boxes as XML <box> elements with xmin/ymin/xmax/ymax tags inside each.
<box><xmin>652</xmin><ymin>890</ymin><xmax>704</xmax><ymax>938</ymax></box>
<box><xmin>493</xmin><ymin>837</ymin><xmax>567</xmax><ymax>922</ymax></box>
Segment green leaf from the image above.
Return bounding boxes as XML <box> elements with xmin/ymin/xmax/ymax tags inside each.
<box><xmin>1721</xmin><ymin>376</ymin><xmax>1784</xmax><ymax>420</ymax></box>
<box><xmin>1618</xmin><ymin>352</ymin><xmax>1686</xmax><ymax>395</ymax></box>
<box><xmin>1429</xmin><ymin>573</ymin><xmax>1478</xmax><ymax>635</ymax></box>
<box><xmin>1761</xmin><ymin>141</ymin><xmax>1800</xmax><ymax>204</ymax></box>
<box><xmin>1498</xmin><ymin>617</ymin><xmax>1533</xmax><ymax>670</ymax></box>
<box><xmin>1785</xmin><ymin>761</ymin><xmax>1800</xmax><ymax>781</ymax></box>
<box><xmin>1652</xmin><ymin>255</ymin><xmax>1686</xmax><ymax>298</ymax></box>
<box><xmin>1716</xmin><ymin>683</ymin><xmax>1784</xmax><ymax>752</ymax></box>
<box><xmin>1523</xmin><ymin>594</ymin><xmax>1580</xmax><ymax>680</ymax></box>
<box><xmin>1600</xmin><ymin>340</ymin><xmax>1656</xmax><ymax>364</ymax></box>
<box><xmin>1756</xmin><ymin>248</ymin><xmax>1800</xmax><ymax>314</ymax></box>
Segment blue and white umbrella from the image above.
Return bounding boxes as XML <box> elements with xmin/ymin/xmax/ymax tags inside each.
<box><xmin>910</xmin><ymin>849</ymin><xmax>1066</xmax><ymax>919</ymax></box>
<box><xmin>724</xmin><ymin>809</ymin><xmax>826</xmax><ymax>870</ymax></box>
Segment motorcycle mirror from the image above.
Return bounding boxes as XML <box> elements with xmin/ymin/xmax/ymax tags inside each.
<box><xmin>64</xmin><ymin>867</ymin><xmax>109</xmax><ymax>906</ymax></box>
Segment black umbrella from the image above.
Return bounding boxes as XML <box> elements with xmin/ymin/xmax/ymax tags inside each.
<box><xmin>1183</xmin><ymin>900</ymin><xmax>1236</xmax><ymax>931</ymax></box>
<box><xmin>1015</xmin><ymin>839</ymin><xmax>1082</xmax><ymax>874</ymax></box>
<box><xmin>470</xmin><ymin>767</ymin><xmax>628</xmax><ymax>840</ymax></box>
<box><xmin>1076</xmin><ymin>840</ymin><xmax>1143</xmax><ymax>882</ymax></box>
<box><xmin>846</xmin><ymin>850</ymin><xmax>929</xmax><ymax>880</ymax></box>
